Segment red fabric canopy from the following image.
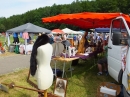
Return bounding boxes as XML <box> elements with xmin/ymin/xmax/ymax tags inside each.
<box><xmin>52</xmin><ymin>29</ymin><xmax>64</xmax><ymax>34</ymax></box>
<box><xmin>42</xmin><ymin>12</ymin><xmax>130</xmax><ymax>29</ymax></box>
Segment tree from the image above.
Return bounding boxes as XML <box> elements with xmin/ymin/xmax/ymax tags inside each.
<box><xmin>61</xmin><ymin>5</ymin><xmax>71</xmax><ymax>14</ymax></box>
<box><xmin>70</xmin><ymin>2</ymin><xmax>83</xmax><ymax>13</ymax></box>
<box><xmin>0</xmin><ymin>24</ymin><xmax>5</xmax><ymax>33</ymax></box>
<box><xmin>96</xmin><ymin>0</ymin><xmax>119</xmax><ymax>12</ymax></box>
<box><xmin>116</xmin><ymin>0</ymin><xmax>129</xmax><ymax>14</ymax></box>
<box><xmin>0</xmin><ymin>0</ymin><xmax>130</xmax><ymax>31</ymax></box>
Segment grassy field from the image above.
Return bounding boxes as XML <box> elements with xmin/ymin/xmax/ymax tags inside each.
<box><xmin>0</xmin><ymin>35</ymin><xmax>25</xmax><ymax>46</ymax></box>
<box><xmin>0</xmin><ymin>35</ymin><xmax>37</xmax><ymax>45</ymax></box>
<box><xmin>0</xmin><ymin>56</ymin><xmax>116</xmax><ymax>97</ymax></box>
<box><xmin>0</xmin><ymin>35</ymin><xmax>117</xmax><ymax>97</ymax></box>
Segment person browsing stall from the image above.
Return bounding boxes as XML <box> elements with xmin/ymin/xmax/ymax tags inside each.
<box><xmin>97</xmin><ymin>37</ymin><xmax>109</xmax><ymax>76</ymax></box>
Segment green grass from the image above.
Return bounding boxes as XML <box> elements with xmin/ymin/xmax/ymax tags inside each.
<box><xmin>0</xmin><ymin>35</ymin><xmax>37</xmax><ymax>45</ymax></box>
<box><xmin>0</xmin><ymin>35</ymin><xmax>26</xmax><ymax>51</ymax></box>
<box><xmin>0</xmin><ymin>35</ymin><xmax>37</xmax><ymax>52</ymax></box>
<box><xmin>0</xmin><ymin>35</ymin><xmax>25</xmax><ymax>45</ymax></box>
<box><xmin>0</xmin><ymin>56</ymin><xmax>116</xmax><ymax>97</ymax></box>
<box><xmin>0</xmin><ymin>35</ymin><xmax>6</xmax><ymax>43</ymax></box>
<box><xmin>0</xmin><ymin>35</ymin><xmax>116</xmax><ymax>97</ymax></box>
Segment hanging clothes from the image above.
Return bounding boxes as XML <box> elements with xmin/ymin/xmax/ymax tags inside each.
<box><xmin>27</xmin><ymin>35</ymin><xmax>32</xmax><ymax>44</ymax></box>
<box><xmin>13</xmin><ymin>32</ymin><xmax>19</xmax><ymax>43</ymax></box>
<box><xmin>19</xmin><ymin>45</ymin><xmax>24</xmax><ymax>54</ymax></box>
<box><xmin>22</xmin><ymin>32</ymin><xmax>29</xmax><ymax>39</ymax></box>
<box><xmin>13</xmin><ymin>32</ymin><xmax>18</xmax><ymax>38</ymax></box>
<box><xmin>20</xmin><ymin>32</ymin><xmax>23</xmax><ymax>38</ymax></box>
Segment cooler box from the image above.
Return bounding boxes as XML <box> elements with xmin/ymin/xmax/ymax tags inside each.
<box><xmin>9</xmin><ymin>45</ymin><xmax>15</xmax><ymax>52</ymax></box>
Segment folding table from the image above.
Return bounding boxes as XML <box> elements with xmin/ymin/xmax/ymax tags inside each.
<box><xmin>52</xmin><ymin>57</ymin><xmax>79</xmax><ymax>78</ymax></box>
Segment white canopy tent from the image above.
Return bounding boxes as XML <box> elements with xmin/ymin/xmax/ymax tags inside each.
<box><xmin>62</xmin><ymin>28</ymin><xmax>74</xmax><ymax>34</ymax></box>
<box><xmin>62</xmin><ymin>28</ymin><xmax>83</xmax><ymax>34</ymax></box>
<box><xmin>73</xmin><ymin>31</ymin><xmax>83</xmax><ymax>34</ymax></box>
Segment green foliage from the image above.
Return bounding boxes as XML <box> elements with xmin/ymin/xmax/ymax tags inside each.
<box><xmin>61</xmin><ymin>5</ymin><xmax>71</xmax><ymax>14</ymax></box>
<box><xmin>96</xmin><ymin>0</ymin><xmax>119</xmax><ymax>12</ymax></box>
<box><xmin>70</xmin><ymin>2</ymin><xmax>83</xmax><ymax>13</ymax></box>
<box><xmin>0</xmin><ymin>24</ymin><xmax>5</xmax><ymax>33</ymax></box>
<box><xmin>116</xmin><ymin>0</ymin><xmax>130</xmax><ymax>13</ymax></box>
<box><xmin>0</xmin><ymin>0</ymin><xmax>130</xmax><ymax>32</ymax></box>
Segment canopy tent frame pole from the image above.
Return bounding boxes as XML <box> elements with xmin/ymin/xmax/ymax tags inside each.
<box><xmin>24</xmin><ymin>39</ymin><xmax>27</xmax><ymax>55</ymax></box>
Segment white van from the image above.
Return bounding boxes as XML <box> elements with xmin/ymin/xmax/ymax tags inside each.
<box><xmin>108</xmin><ymin>16</ymin><xmax>130</xmax><ymax>96</ymax></box>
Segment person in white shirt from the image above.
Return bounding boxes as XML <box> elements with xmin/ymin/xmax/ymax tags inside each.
<box><xmin>62</xmin><ymin>33</ymin><xmax>71</xmax><ymax>49</ymax></box>
<box><xmin>54</xmin><ymin>34</ymin><xmax>62</xmax><ymax>42</ymax></box>
<box><xmin>77</xmin><ymin>34</ymin><xmax>82</xmax><ymax>44</ymax></box>
<box><xmin>62</xmin><ymin>33</ymin><xmax>67</xmax><ymax>41</ymax></box>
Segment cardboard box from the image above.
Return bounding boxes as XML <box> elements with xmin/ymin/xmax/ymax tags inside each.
<box><xmin>96</xmin><ymin>82</ymin><xmax>121</xmax><ymax>97</ymax></box>
<box><xmin>100</xmin><ymin>86</ymin><xmax>116</xmax><ymax>96</ymax></box>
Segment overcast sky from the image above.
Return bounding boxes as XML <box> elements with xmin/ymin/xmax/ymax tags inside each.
<box><xmin>0</xmin><ymin>0</ymin><xmax>74</xmax><ymax>18</ymax></box>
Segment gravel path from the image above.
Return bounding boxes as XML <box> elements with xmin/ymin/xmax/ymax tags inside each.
<box><xmin>0</xmin><ymin>54</ymin><xmax>30</xmax><ymax>75</ymax></box>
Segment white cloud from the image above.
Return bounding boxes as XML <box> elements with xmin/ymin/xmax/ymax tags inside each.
<box><xmin>0</xmin><ymin>0</ymin><xmax>74</xmax><ymax>18</ymax></box>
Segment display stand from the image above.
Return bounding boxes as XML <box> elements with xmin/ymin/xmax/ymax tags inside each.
<box><xmin>27</xmin><ymin>70</ymin><xmax>61</xmax><ymax>97</ymax></box>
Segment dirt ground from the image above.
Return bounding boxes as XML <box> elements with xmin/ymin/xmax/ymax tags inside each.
<box><xmin>0</xmin><ymin>52</ymin><xmax>30</xmax><ymax>75</ymax></box>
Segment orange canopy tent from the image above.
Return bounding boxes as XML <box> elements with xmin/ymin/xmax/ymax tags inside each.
<box><xmin>42</xmin><ymin>12</ymin><xmax>130</xmax><ymax>29</ymax></box>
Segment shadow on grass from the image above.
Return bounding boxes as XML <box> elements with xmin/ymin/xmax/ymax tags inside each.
<box><xmin>11</xmin><ymin>89</ymin><xmax>32</xmax><ymax>97</ymax></box>
<box><xmin>65</xmin><ymin>57</ymin><xmax>116</xmax><ymax>97</ymax></box>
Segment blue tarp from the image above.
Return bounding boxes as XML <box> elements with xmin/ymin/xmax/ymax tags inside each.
<box><xmin>95</xmin><ymin>28</ymin><xmax>121</xmax><ymax>33</ymax></box>
<box><xmin>95</xmin><ymin>28</ymin><xmax>110</xmax><ymax>32</ymax></box>
<box><xmin>94</xmin><ymin>28</ymin><xmax>110</xmax><ymax>40</ymax></box>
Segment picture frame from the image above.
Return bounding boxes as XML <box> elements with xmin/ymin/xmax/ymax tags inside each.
<box><xmin>54</xmin><ymin>77</ymin><xmax>68</xmax><ymax>97</ymax></box>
